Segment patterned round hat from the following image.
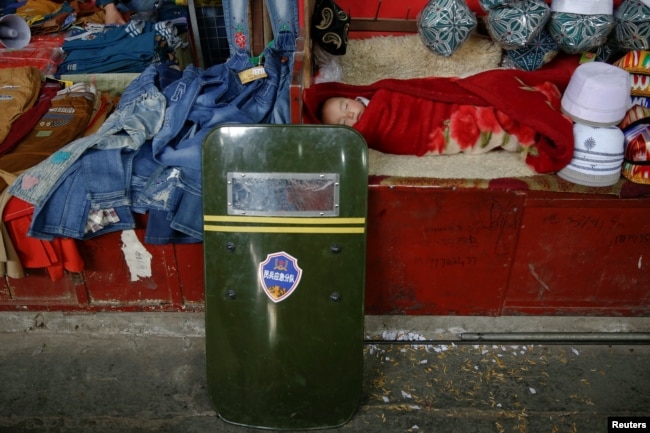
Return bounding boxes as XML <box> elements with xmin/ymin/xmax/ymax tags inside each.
<box><xmin>417</xmin><ymin>0</ymin><xmax>478</xmax><ymax>57</ymax></box>
<box><xmin>504</xmin><ymin>29</ymin><xmax>559</xmax><ymax>71</ymax></box>
<box><xmin>485</xmin><ymin>0</ymin><xmax>550</xmax><ymax>49</ymax></box>
<box><xmin>590</xmin><ymin>32</ymin><xmax>623</xmax><ymax>62</ymax></box>
<box><xmin>548</xmin><ymin>0</ymin><xmax>615</xmax><ymax>54</ymax></box>
<box><xmin>614</xmin><ymin>0</ymin><xmax>650</xmax><ymax>51</ymax></box>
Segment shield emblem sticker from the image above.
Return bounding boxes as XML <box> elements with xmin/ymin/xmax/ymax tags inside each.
<box><xmin>259</xmin><ymin>252</ymin><xmax>303</xmax><ymax>303</ymax></box>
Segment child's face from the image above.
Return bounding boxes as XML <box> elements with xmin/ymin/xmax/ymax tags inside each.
<box><xmin>322</xmin><ymin>97</ymin><xmax>365</xmax><ymax>127</ymax></box>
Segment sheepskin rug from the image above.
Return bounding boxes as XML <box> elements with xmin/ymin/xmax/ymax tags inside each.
<box><xmin>340</xmin><ymin>33</ymin><xmax>503</xmax><ymax>85</ymax></box>
<box><xmin>325</xmin><ymin>33</ymin><xmax>538</xmax><ymax>179</ymax></box>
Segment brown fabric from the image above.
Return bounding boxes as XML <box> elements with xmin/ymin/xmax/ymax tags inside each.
<box><xmin>0</xmin><ymin>67</ymin><xmax>42</xmax><ymax>144</ymax></box>
<box><xmin>74</xmin><ymin>9</ymin><xmax>106</xmax><ymax>25</ymax></box>
<box><xmin>0</xmin><ymin>82</ymin><xmax>60</xmax><ymax>157</ymax></box>
<box><xmin>16</xmin><ymin>0</ymin><xmax>63</xmax><ymax>22</ymax></box>
<box><xmin>30</xmin><ymin>11</ymin><xmax>73</xmax><ymax>35</ymax></box>
<box><xmin>0</xmin><ymin>90</ymin><xmax>95</xmax><ymax>175</ymax></box>
<box><xmin>83</xmin><ymin>92</ymin><xmax>115</xmax><ymax>137</ymax></box>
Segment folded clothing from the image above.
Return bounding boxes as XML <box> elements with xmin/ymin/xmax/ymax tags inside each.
<box><xmin>0</xmin><ymin>66</ymin><xmax>42</xmax><ymax>143</ymax></box>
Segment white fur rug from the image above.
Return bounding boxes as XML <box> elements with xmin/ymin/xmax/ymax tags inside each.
<box><xmin>340</xmin><ymin>33</ymin><xmax>503</xmax><ymax>85</ymax></box>
<box><xmin>330</xmin><ymin>33</ymin><xmax>540</xmax><ymax>179</ymax></box>
<box><xmin>368</xmin><ymin>149</ymin><xmax>536</xmax><ymax>179</ymax></box>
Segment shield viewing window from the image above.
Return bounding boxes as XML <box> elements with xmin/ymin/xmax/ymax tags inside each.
<box><xmin>227</xmin><ymin>172</ymin><xmax>340</xmax><ymax>216</ymax></box>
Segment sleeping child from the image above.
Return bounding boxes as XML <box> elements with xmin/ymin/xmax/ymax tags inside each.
<box><xmin>304</xmin><ymin>60</ymin><xmax>579</xmax><ymax>174</ymax></box>
<box><xmin>319</xmin><ymin>93</ymin><xmax>541</xmax><ymax>156</ymax></box>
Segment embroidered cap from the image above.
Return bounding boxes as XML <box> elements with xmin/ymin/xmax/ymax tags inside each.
<box><xmin>558</xmin><ymin>123</ymin><xmax>625</xmax><ymax>187</ymax></box>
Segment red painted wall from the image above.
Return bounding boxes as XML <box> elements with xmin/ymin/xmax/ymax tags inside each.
<box><xmin>2</xmin><ymin>188</ymin><xmax>649</xmax><ymax>317</ymax></box>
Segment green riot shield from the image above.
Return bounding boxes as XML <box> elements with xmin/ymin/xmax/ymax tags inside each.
<box><xmin>201</xmin><ymin>125</ymin><xmax>368</xmax><ymax>430</ymax></box>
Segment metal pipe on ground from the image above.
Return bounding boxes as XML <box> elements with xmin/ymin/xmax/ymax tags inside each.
<box><xmin>461</xmin><ymin>332</ymin><xmax>650</xmax><ymax>344</ymax></box>
<box><xmin>365</xmin><ymin>333</ymin><xmax>650</xmax><ymax>345</ymax></box>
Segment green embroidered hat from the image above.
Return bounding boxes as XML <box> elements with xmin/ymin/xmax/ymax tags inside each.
<box><xmin>614</xmin><ymin>0</ymin><xmax>650</xmax><ymax>51</ymax></box>
<box><xmin>548</xmin><ymin>0</ymin><xmax>616</xmax><ymax>54</ymax></box>
<box><xmin>417</xmin><ymin>0</ymin><xmax>478</xmax><ymax>57</ymax></box>
<box><xmin>485</xmin><ymin>0</ymin><xmax>551</xmax><ymax>50</ymax></box>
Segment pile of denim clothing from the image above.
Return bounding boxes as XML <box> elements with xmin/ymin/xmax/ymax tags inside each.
<box><xmin>58</xmin><ymin>19</ymin><xmax>188</xmax><ymax>74</ymax></box>
<box><xmin>8</xmin><ymin>0</ymin><xmax>299</xmax><ymax>244</ymax></box>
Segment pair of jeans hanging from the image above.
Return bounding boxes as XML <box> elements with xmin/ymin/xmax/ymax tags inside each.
<box><xmin>222</xmin><ymin>0</ymin><xmax>298</xmax><ymax>124</ymax></box>
<box><xmin>222</xmin><ymin>0</ymin><xmax>298</xmax><ymax>57</ymax></box>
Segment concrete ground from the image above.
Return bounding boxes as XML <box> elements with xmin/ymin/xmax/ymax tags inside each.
<box><xmin>0</xmin><ymin>312</ymin><xmax>649</xmax><ymax>433</ymax></box>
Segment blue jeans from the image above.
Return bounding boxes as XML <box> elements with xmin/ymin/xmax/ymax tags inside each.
<box><xmin>28</xmin><ymin>148</ymin><xmax>137</xmax><ymax>240</ymax></box>
<box><xmin>147</xmin><ymin>49</ymin><xmax>286</xmax><ymax>241</ymax></box>
<box><xmin>131</xmin><ymin>144</ymin><xmax>200</xmax><ymax>244</ymax></box>
<box><xmin>152</xmin><ymin>51</ymin><xmax>252</xmax><ymax>170</ymax></box>
<box><xmin>132</xmin><ymin>163</ymin><xmax>202</xmax><ymax>242</ymax></box>
<box><xmin>223</xmin><ymin>0</ymin><xmax>297</xmax><ymax>123</ymax></box>
<box><xmin>268</xmin><ymin>30</ymin><xmax>295</xmax><ymax>124</ymax></box>
<box><xmin>223</xmin><ymin>0</ymin><xmax>299</xmax><ymax>56</ymax></box>
<box><xmin>10</xmin><ymin>64</ymin><xmax>169</xmax><ymax>240</ymax></box>
<box><xmin>10</xmin><ymin>64</ymin><xmax>166</xmax><ymax>208</ymax></box>
<box><xmin>143</xmin><ymin>209</ymin><xmax>200</xmax><ymax>244</ymax></box>
<box><xmin>58</xmin><ymin>22</ymin><xmax>157</xmax><ymax>75</ymax></box>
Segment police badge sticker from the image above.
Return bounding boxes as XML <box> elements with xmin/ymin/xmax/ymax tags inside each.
<box><xmin>259</xmin><ymin>252</ymin><xmax>303</xmax><ymax>303</ymax></box>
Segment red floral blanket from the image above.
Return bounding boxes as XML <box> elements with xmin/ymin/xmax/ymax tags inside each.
<box><xmin>303</xmin><ymin>57</ymin><xmax>579</xmax><ymax>174</ymax></box>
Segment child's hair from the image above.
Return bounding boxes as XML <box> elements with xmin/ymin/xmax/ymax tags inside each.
<box><xmin>315</xmin><ymin>99</ymin><xmax>328</xmax><ymax>123</ymax></box>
